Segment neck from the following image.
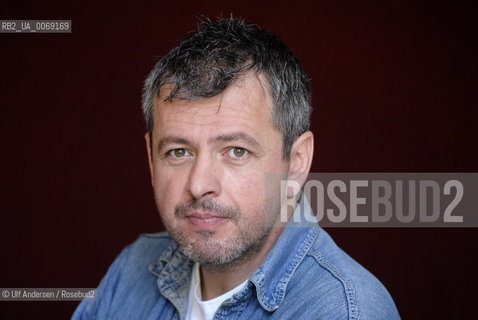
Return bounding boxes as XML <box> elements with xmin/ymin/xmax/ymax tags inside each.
<box><xmin>198</xmin><ymin>218</ymin><xmax>288</xmax><ymax>300</ymax></box>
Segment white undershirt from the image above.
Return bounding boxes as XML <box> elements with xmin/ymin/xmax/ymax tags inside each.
<box><xmin>185</xmin><ymin>262</ymin><xmax>249</xmax><ymax>320</ymax></box>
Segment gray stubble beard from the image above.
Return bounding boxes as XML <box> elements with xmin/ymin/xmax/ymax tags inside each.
<box><xmin>167</xmin><ymin>203</ymin><xmax>279</xmax><ymax>273</ymax></box>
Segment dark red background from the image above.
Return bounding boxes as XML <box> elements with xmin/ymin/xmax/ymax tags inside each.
<box><xmin>0</xmin><ymin>0</ymin><xmax>476</xmax><ymax>318</ymax></box>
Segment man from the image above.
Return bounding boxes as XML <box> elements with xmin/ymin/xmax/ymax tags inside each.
<box><xmin>73</xmin><ymin>17</ymin><xmax>400</xmax><ymax>319</ymax></box>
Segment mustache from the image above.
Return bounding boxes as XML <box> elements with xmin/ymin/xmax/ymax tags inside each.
<box><xmin>175</xmin><ymin>198</ymin><xmax>239</xmax><ymax>219</ymax></box>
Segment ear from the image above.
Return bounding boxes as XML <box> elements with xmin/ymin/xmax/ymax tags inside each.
<box><xmin>287</xmin><ymin>131</ymin><xmax>314</xmax><ymax>193</ymax></box>
<box><xmin>145</xmin><ymin>132</ymin><xmax>154</xmax><ymax>187</ymax></box>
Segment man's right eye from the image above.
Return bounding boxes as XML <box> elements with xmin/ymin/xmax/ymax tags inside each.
<box><xmin>168</xmin><ymin>149</ymin><xmax>188</xmax><ymax>158</ymax></box>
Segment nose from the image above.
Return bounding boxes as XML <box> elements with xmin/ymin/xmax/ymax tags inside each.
<box><xmin>187</xmin><ymin>151</ymin><xmax>222</xmax><ymax>200</ymax></box>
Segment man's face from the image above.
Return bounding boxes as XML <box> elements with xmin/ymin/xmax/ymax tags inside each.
<box><xmin>147</xmin><ymin>73</ymin><xmax>288</xmax><ymax>267</ymax></box>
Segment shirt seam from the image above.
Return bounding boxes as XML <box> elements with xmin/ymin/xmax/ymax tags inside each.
<box><xmin>306</xmin><ymin>249</ymin><xmax>359</xmax><ymax>320</ymax></box>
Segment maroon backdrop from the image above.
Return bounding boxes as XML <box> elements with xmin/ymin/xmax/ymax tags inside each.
<box><xmin>0</xmin><ymin>0</ymin><xmax>476</xmax><ymax>318</ymax></box>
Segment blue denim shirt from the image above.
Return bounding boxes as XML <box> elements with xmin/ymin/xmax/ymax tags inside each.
<box><xmin>72</xmin><ymin>197</ymin><xmax>400</xmax><ymax>319</ymax></box>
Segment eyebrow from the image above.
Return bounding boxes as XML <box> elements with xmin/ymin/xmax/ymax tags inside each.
<box><xmin>156</xmin><ymin>132</ymin><xmax>261</xmax><ymax>151</ymax></box>
<box><xmin>208</xmin><ymin>132</ymin><xmax>261</xmax><ymax>149</ymax></box>
<box><xmin>157</xmin><ymin>136</ymin><xmax>192</xmax><ymax>151</ymax></box>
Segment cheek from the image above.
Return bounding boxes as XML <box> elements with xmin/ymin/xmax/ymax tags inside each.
<box><xmin>227</xmin><ymin>172</ymin><xmax>267</xmax><ymax>217</ymax></box>
<box><xmin>226</xmin><ymin>156</ymin><xmax>286</xmax><ymax>214</ymax></box>
<box><xmin>152</xmin><ymin>167</ymin><xmax>187</xmax><ymax>218</ymax></box>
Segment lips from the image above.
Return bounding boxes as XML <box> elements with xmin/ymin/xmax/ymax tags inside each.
<box><xmin>185</xmin><ymin>212</ymin><xmax>229</xmax><ymax>229</ymax></box>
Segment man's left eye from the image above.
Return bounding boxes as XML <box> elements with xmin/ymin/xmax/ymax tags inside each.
<box><xmin>228</xmin><ymin>147</ymin><xmax>248</xmax><ymax>158</ymax></box>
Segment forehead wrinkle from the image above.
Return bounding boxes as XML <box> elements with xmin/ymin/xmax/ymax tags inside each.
<box><xmin>155</xmin><ymin>72</ymin><xmax>271</xmax><ymax>120</ymax></box>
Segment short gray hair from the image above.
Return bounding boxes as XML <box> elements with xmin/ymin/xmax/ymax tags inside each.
<box><xmin>142</xmin><ymin>17</ymin><xmax>311</xmax><ymax>158</ymax></box>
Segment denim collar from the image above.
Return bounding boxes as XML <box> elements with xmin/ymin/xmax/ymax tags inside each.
<box><xmin>249</xmin><ymin>196</ymin><xmax>318</xmax><ymax>311</ymax></box>
<box><xmin>148</xmin><ymin>241</ymin><xmax>194</xmax><ymax>319</ymax></box>
<box><xmin>148</xmin><ymin>195</ymin><xmax>318</xmax><ymax>315</ymax></box>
